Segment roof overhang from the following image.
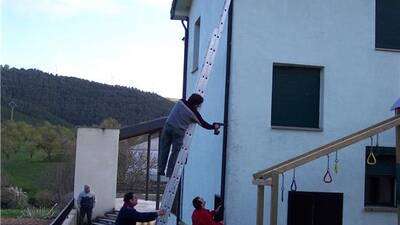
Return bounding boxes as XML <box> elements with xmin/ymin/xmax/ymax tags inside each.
<box><xmin>119</xmin><ymin>117</ymin><xmax>167</xmax><ymax>140</ymax></box>
<box><xmin>170</xmin><ymin>0</ymin><xmax>192</xmax><ymax>20</ymax></box>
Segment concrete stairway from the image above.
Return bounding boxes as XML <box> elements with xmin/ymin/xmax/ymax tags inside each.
<box><xmin>92</xmin><ymin>210</ymin><xmax>155</xmax><ymax>225</ymax></box>
<box><xmin>92</xmin><ymin>210</ymin><xmax>117</xmax><ymax>225</ymax></box>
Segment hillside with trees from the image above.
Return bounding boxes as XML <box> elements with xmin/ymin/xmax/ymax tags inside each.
<box><xmin>0</xmin><ymin>65</ymin><xmax>175</xmax><ymax>222</ymax></box>
<box><xmin>1</xmin><ymin>65</ymin><xmax>174</xmax><ymax>127</ymax></box>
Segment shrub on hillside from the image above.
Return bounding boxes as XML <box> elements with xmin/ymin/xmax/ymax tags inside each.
<box><xmin>1</xmin><ymin>186</ymin><xmax>28</xmax><ymax>209</ymax></box>
<box><xmin>34</xmin><ymin>191</ymin><xmax>55</xmax><ymax>208</ymax></box>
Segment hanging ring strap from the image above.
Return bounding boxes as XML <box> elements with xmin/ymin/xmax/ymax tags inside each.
<box><xmin>323</xmin><ymin>154</ymin><xmax>333</xmax><ymax>183</ymax></box>
<box><xmin>281</xmin><ymin>173</ymin><xmax>285</xmax><ymax>202</ymax></box>
<box><xmin>367</xmin><ymin>136</ymin><xmax>377</xmax><ymax>165</ymax></box>
<box><xmin>334</xmin><ymin>151</ymin><xmax>339</xmax><ymax>174</ymax></box>
<box><xmin>290</xmin><ymin>168</ymin><xmax>297</xmax><ymax>191</ymax></box>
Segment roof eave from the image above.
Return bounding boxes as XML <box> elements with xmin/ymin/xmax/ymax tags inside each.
<box><xmin>170</xmin><ymin>0</ymin><xmax>191</xmax><ymax>20</ymax></box>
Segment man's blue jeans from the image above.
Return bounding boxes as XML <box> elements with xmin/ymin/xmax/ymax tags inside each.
<box><xmin>158</xmin><ymin>123</ymin><xmax>185</xmax><ymax>177</ymax></box>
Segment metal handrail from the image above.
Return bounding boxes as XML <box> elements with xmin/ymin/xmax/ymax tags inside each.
<box><xmin>49</xmin><ymin>199</ymin><xmax>74</xmax><ymax>225</ymax></box>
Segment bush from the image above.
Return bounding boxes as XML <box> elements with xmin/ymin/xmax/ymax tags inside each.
<box><xmin>34</xmin><ymin>191</ymin><xmax>55</xmax><ymax>208</ymax></box>
<box><xmin>1</xmin><ymin>186</ymin><xmax>28</xmax><ymax>209</ymax></box>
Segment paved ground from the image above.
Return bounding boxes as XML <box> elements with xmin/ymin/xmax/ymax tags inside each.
<box><xmin>1</xmin><ymin>218</ymin><xmax>51</xmax><ymax>225</ymax></box>
<box><xmin>115</xmin><ymin>198</ymin><xmax>156</xmax><ymax>212</ymax></box>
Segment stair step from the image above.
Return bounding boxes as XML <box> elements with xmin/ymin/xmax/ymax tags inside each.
<box><xmin>105</xmin><ymin>215</ymin><xmax>117</xmax><ymax>220</ymax></box>
<box><xmin>96</xmin><ymin>217</ymin><xmax>115</xmax><ymax>224</ymax></box>
<box><xmin>105</xmin><ymin>212</ymin><xmax>118</xmax><ymax>218</ymax></box>
<box><xmin>97</xmin><ymin>216</ymin><xmax>115</xmax><ymax>221</ymax></box>
<box><xmin>105</xmin><ymin>210</ymin><xmax>119</xmax><ymax>214</ymax></box>
<box><xmin>93</xmin><ymin>221</ymin><xmax>114</xmax><ymax>225</ymax></box>
<box><xmin>93</xmin><ymin>222</ymin><xmax>111</xmax><ymax>225</ymax></box>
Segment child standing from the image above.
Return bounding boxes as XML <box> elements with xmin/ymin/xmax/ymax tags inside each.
<box><xmin>158</xmin><ymin>94</ymin><xmax>220</xmax><ymax>177</ymax></box>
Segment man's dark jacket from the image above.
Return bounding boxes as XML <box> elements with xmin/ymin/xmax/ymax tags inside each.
<box><xmin>115</xmin><ymin>206</ymin><xmax>158</xmax><ymax>225</ymax></box>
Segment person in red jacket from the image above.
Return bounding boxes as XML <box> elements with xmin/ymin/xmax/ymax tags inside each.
<box><xmin>192</xmin><ymin>197</ymin><xmax>223</xmax><ymax>225</ymax></box>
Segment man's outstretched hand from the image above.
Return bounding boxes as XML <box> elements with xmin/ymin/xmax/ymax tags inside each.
<box><xmin>213</xmin><ymin>123</ymin><xmax>223</xmax><ymax>135</ymax></box>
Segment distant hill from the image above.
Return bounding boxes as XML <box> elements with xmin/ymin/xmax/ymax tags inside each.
<box><xmin>1</xmin><ymin>65</ymin><xmax>174</xmax><ymax>126</ymax></box>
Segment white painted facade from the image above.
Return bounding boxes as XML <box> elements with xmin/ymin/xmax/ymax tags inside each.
<box><xmin>74</xmin><ymin>128</ymin><xmax>120</xmax><ymax>217</ymax></box>
<box><xmin>179</xmin><ymin>0</ymin><xmax>228</xmax><ymax>223</ymax></box>
<box><xmin>172</xmin><ymin>1</ymin><xmax>400</xmax><ymax>225</ymax></box>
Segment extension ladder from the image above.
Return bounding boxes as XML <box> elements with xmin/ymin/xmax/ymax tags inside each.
<box><xmin>156</xmin><ymin>0</ymin><xmax>232</xmax><ymax>224</ymax></box>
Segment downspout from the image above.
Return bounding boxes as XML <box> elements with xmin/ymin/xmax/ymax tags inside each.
<box><xmin>178</xmin><ymin>18</ymin><xmax>189</xmax><ymax>225</ymax></box>
<box><xmin>220</xmin><ymin>0</ymin><xmax>233</xmax><ymax>213</ymax></box>
<box><xmin>181</xmin><ymin>19</ymin><xmax>189</xmax><ymax>99</ymax></box>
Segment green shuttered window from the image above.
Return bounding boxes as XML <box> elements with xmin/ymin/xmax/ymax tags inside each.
<box><xmin>375</xmin><ymin>0</ymin><xmax>400</xmax><ymax>50</ymax></box>
<box><xmin>271</xmin><ymin>65</ymin><xmax>322</xmax><ymax>129</ymax></box>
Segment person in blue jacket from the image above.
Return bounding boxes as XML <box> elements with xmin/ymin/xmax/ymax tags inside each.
<box><xmin>115</xmin><ymin>192</ymin><xmax>165</xmax><ymax>225</ymax></box>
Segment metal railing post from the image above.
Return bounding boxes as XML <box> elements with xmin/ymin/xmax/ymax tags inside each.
<box><xmin>145</xmin><ymin>133</ymin><xmax>151</xmax><ymax>200</ymax></box>
<box><xmin>156</xmin><ymin>131</ymin><xmax>162</xmax><ymax>210</ymax></box>
<box><xmin>395</xmin><ymin>108</ymin><xmax>400</xmax><ymax>225</ymax></box>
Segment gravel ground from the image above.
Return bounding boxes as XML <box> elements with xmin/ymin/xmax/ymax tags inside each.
<box><xmin>1</xmin><ymin>218</ymin><xmax>51</xmax><ymax>225</ymax></box>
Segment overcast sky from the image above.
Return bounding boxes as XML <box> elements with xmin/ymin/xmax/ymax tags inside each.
<box><xmin>2</xmin><ymin>0</ymin><xmax>184</xmax><ymax>98</ymax></box>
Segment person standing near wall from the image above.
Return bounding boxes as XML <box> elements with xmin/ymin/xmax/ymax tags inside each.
<box><xmin>77</xmin><ymin>185</ymin><xmax>96</xmax><ymax>225</ymax></box>
<box><xmin>192</xmin><ymin>196</ymin><xmax>223</xmax><ymax>225</ymax></box>
<box><xmin>115</xmin><ymin>192</ymin><xmax>165</xmax><ymax>225</ymax></box>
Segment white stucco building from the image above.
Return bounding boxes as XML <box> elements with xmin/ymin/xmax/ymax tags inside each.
<box><xmin>169</xmin><ymin>1</ymin><xmax>400</xmax><ymax>225</ymax></box>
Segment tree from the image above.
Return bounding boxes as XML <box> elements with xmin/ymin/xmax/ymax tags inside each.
<box><xmin>99</xmin><ymin>117</ymin><xmax>121</xmax><ymax>129</ymax></box>
<box><xmin>16</xmin><ymin>122</ymin><xmax>38</xmax><ymax>159</ymax></box>
<box><xmin>36</xmin><ymin>123</ymin><xmax>62</xmax><ymax>161</ymax></box>
<box><xmin>1</xmin><ymin>121</ymin><xmax>23</xmax><ymax>159</ymax></box>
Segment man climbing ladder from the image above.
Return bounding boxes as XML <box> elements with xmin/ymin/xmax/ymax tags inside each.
<box><xmin>158</xmin><ymin>93</ymin><xmax>221</xmax><ymax>178</ymax></box>
<box><xmin>156</xmin><ymin>0</ymin><xmax>232</xmax><ymax>224</ymax></box>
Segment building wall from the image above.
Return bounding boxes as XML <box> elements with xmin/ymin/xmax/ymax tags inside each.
<box><xmin>180</xmin><ymin>0</ymin><xmax>229</xmax><ymax>223</ymax></box>
<box><xmin>225</xmin><ymin>1</ymin><xmax>400</xmax><ymax>225</ymax></box>
<box><xmin>74</xmin><ymin>128</ymin><xmax>120</xmax><ymax>217</ymax></box>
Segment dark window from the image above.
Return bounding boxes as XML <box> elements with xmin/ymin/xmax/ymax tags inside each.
<box><xmin>375</xmin><ymin>0</ymin><xmax>400</xmax><ymax>50</ymax></box>
<box><xmin>192</xmin><ymin>17</ymin><xmax>201</xmax><ymax>72</ymax></box>
<box><xmin>364</xmin><ymin>146</ymin><xmax>396</xmax><ymax>207</ymax></box>
<box><xmin>271</xmin><ymin>65</ymin><xmax>321</xmax><ymax>129</ymax></box>
<box><xmin>287</xmin><ymin>191</ymin><xmax>343</xmax><ymax>225</ymax></box>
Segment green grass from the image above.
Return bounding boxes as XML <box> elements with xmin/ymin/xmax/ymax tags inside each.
<box><xmin>2</xmin><ymin>149</ymin><xmax>65</xmax><ymax>197</ymax></box>
<box><xmin>0</xmin><ymin>209</ymin><xmax>24</xmax><ymax>218</ymax></box>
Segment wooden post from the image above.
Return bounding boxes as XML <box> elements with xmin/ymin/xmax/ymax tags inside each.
<box><xmin>270</xmin><ymin>173</ymin><xmax>279</xmax><ymax>225</ymax></box>
<box><xmin>396</xmin><ymin>108</ymin><xmax>400</xmax><ymax>225</ymax></box>
<box><xmin>256</xmin><ymin>185</ymin><xmax>265</xmax><ymax>225</ymax></box>
<box><xmin>145</xmin><ymin>133</ymin><xmax>151</xmax><ymax>200</ymax></box>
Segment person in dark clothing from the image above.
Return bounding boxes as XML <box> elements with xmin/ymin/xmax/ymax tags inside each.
<box><xmin>192</xmin><ymin>196</ymin><xmax>223</xmax><ymax>225</ymax></box>
<box><xmin>77</xmin><ymin>185</ymin><xmax>95</xmax><ymax>225</ymax></box>
<box><xmin>158</xmin><ymin>93</ymin><xmax>221</xmax><ymax>177</ymax></box>
<box><xmin>115</xmin><ymin>192</ymin><xmax>165</xmax><ymax>225</ymax></box>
